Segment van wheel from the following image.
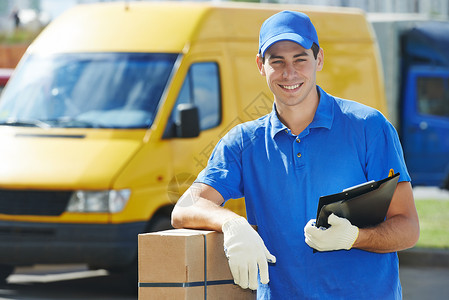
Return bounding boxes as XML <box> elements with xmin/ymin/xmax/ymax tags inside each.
<box><xmin>111</xmin><ymin>214</ymin><xmax>173</xmax><ymax>294</ymax></box>
<box><xmin>0</xmin><ymin>265</ymin><xmax>14</xmax><ymax>285</ymax></box>
<box><xmin>443</xmin><ymin>175</ymin><xmax>449</xmax><ymax>191</ymax></box>
<box><xmin>147</xmin><ymin>214</ymin><xmax>173</xmax><ymax>232</ymax></box>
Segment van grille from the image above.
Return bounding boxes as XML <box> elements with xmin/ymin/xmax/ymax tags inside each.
<box><xmin>0</xmin><ymin>189</ymin><xmax>72</xmax><ymax>216</ymax></box>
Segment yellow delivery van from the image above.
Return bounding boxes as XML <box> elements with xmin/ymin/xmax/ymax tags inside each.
<box><xmin>0</xmin><ymin>1</ymin><xmax>385</xmax><ymax>286</ymax></box>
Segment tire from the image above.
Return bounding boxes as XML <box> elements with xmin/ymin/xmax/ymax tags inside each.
<box><xmin>110</xmin><ymin>214</ymin><xmax>173</xmax><ymax>294</ymax></box>
<box><xmin>0</xmin><ymin>265</ymin><xmax>14</xmax><ymax>285</ymax></box>
<box><xmin>146</xmin><ymin>214</ymin><xmax>173</xmax><ymax>233</ymax></box>
<box><xmin>443</xmin><ymin>174</ymin><xmax>449</xmax><ymax>191</ymax></box>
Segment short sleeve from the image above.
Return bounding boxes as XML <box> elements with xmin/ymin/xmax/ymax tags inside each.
<box><xmin>365</xmin><ymin>114</ymin><xmax>411</xmax><ymax>183</ymax></box>
<box><xmin>195</xmin><ymin>125</ymin><xmax>244</xmax><ymax>202</ymax></box>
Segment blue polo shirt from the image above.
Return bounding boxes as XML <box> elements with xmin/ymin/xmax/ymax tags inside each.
<box><xmin>196</xmin><ymin>86</ymin><xmax>410</xmax><ymax>299</ymax></box>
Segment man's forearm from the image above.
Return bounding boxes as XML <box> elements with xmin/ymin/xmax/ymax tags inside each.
<box><xmin>353</xmin><ymin>181</ymin><xmax>420</xmax><ymax>253</ymax></box>
<box><xmin>353</xmin><ymin>213</ymin><xmax>419</xmax><ymax>253</ymax></box>
<box><xmin>171</xmin><ymin>183</ymin><xmax>240</xmax><ymax>232</ymax></box>
<box><xmin>172</xmin><ymin>198</ymin><xmax>239</xmax><ymax>232</ymax></box>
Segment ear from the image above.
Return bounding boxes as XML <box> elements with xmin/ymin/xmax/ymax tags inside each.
<box><xmin>316</xmin><ymin>48</ymin><xmax>324</xmax><ymax>72</ymax></box>
<box><xmin>256</xmin><ymin>54</ymin><xmax>266</xmax><ymax>76</ymax></box>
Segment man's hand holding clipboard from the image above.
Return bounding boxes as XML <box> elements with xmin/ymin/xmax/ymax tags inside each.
<box><xmin>305</xmin><ymin>170</ymin><xmax>400</xmax><ymax>252</ymax></box>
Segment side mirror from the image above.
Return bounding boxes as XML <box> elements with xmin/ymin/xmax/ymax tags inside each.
<box><xmin>176</xmin><ymin>103</ymin><xmax>200</xmax><ymax>138</ymax></box>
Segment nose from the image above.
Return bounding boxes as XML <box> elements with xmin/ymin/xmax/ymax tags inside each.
<box><xmin>282</xmin><ymin>63</ymin><xmax>296</xmax><ymax>79</ymax></box>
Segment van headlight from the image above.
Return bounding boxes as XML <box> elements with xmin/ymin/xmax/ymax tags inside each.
<box><xmin>66</xmin><ymin>189</ymin><xmax>131</xmax><ymax>213</ymax></box>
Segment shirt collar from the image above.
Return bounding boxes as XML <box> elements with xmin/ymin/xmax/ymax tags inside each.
<box><xmin>269</xmin><ymin>103</ymin><xmax>288</xmax><ymax>138</ymax></box>
<box><xmin>269</xmin><ymin>86</ymin><xmax>334</xmax><ymax>139</ymax></box>
<box><xmin>310</xmin><ymin>86</ymin><xmax>334</xmax><ymax>130</ymax></box>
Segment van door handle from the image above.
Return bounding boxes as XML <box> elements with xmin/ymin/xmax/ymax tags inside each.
<box><xmin>419</xmin><ymin>121</ymin><xmax>428</xmax><ymax>130</ymax></box>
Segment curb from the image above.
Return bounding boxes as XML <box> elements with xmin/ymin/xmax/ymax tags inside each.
<box><xmin>398</xmin><ymin>247</ymin><xmax>449</xmax><ymax>268</ymax></box>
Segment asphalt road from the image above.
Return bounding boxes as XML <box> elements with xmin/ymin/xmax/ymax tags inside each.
<box><xmin>0</xmin><ymin>263</ymin><xmax>447</xmax><ymax>299</ymax></box>
<box><xmin>1</xmin><ymin>265</ymin><xmax>136</xmax><ymax>300</ymax></box>
<box><xmin>400</xmin><ymin>265</ymin><xmax>449</xmax><ymax>299</ymax></box>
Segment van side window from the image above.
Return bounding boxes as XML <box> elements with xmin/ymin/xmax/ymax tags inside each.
<box><xmin>164</xmin><ymin>62</ymin><xmax>221</xmax><ymax>138</ymax></box>
<box><xmin>417</xmin><ymin>76</ymin><xmax>449</xmax><ymax>117</ymax></box>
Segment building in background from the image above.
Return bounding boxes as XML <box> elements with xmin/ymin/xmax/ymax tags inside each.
<box><xmin>0</xmin><ymin>0</ymin><xmax>49</xmax><ymax>33</ymax></box>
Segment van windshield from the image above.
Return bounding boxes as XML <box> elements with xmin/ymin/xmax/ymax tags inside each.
<box><xmin>0</xmin><ymin>53</ymin><xmax>178</xmax><ymax>128</ymax></box>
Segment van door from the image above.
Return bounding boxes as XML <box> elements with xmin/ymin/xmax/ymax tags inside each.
<box><xmin>401</xmin><ymin>66</ymin><xmax>449</xmax><ymax>187</ymax></box>
<box><xmin>163</xmin><ymin>53</ymin><xmax>226</xmax><ymax>202</ymax></box>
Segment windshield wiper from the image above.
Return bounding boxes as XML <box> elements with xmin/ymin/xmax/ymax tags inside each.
<box><xmin>0</xmin><ymin>119</ymin><xmax>51</xmax><ymax>129</ymax></box>
<box><xmin>45</xmin><ymin>118</ymin><xmax>105</xmax><ymax>128</ymax></box>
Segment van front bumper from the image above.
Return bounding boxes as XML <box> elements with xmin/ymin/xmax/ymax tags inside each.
<box><xmin>0</xmin><ymin>220</ymin><xmax>147</xmax><ymax>269</ymax></box>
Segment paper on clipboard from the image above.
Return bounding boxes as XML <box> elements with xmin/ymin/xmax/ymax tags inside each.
<box><xmin>315</xmin><ymin>173</ymin><xmax>400</xmax><ymax>229</ymax></box>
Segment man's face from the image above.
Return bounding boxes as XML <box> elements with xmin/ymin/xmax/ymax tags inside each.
<box><xmin>257</xmin><ymin>40</ymin><xmax>323</xmax><ymax>110</ymax></box>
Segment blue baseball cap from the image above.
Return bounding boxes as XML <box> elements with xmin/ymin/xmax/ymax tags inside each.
<box><xmin>259</xmin><ymin>10</ymin><xmax>319</xmax><ymax>57</ymax></box>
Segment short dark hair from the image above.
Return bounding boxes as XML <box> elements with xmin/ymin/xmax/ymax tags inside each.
<box><xmin>311</xmin><ymin>43</ymin><xmax>320</xmax><ymax>59</ymax></box>
<box><xmin>260</xmin><ymin>42</ymin><xmax>320</xmax><ymax>63</ymax></box>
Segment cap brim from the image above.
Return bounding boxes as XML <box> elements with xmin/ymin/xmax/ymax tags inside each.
<box><xmin>260</xmin><ymin>33</ymin><xmax>314</xmax><ymax>57</ymax></box>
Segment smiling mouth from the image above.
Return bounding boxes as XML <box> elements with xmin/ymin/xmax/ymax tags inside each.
<box><xmin>280</xmin><ymin>83</ymin><xmax>301</xmax><ymax>90</ymax></box>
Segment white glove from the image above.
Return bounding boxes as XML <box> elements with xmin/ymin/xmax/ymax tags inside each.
<box><xmin>304</xmin><ymin>213</ymin><xmax>359</xmax><ymax>252</ymax></box>
<box><xmin>222</xmin><ymin>217</ymin><xmax>276</xmax><ymax>290</ymax></box>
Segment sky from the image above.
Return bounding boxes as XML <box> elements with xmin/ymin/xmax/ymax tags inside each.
<box><xmin>40</xmin><ymin>0</ymin><xmax>77</xmax><ymax>20</ymax></box>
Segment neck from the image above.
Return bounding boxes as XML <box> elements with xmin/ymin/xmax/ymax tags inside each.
<box><xmin>275</xmin><ymin>90</ymin><xmax>320</xmax><ymax>136</ymax></box>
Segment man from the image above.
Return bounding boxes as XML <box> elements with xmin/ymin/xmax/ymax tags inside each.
<box><xmin>171</xmin><ymin>10</ymin><xmax>419</xmax><ymax>299</ymax></box>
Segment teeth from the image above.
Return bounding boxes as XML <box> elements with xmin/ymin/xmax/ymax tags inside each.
<box><xmin>282</xmin><ymin>84</ymin><xmax>300</xmax><ymax>90</ymax></box>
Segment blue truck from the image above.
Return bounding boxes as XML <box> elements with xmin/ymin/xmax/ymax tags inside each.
<box><xmin>370</xmin><ymin>15</ymin><xmax>449</xmax><ymax>189</ymax></box>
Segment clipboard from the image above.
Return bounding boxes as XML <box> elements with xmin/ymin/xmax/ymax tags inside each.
<box><xmin>315</xmin><ymin>172</ymin><xmax>400</xmax><ymax>229</ymax></box>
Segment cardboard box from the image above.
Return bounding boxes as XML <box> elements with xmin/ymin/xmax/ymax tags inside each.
<box><xmin>138</xmin><ymin>229</ymin><xmax>256</xmax><ymax>299</ymax></box>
